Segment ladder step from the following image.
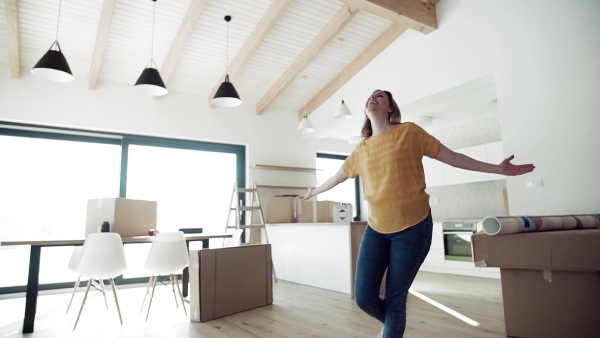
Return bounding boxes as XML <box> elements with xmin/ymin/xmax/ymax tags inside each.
<box><xmin>238</xmin><ymin>224</ymin><xmax>265</xmax><ymax>229</ymax></box>
<box><xmin>238</xmin><ymin>188</ymin><xmax>257</xmax><ymax>193</ymax></box>
<box><xmin>239</xmin><ymin>206</ymin><xmax>261</xmax><ymax>211</ymax></box>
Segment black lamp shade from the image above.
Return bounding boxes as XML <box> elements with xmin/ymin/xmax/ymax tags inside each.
<box><xmin>31</xmin><ymin>49</ymin><xmax>74</xmax><ymax>82</ymax></box>
<box><xmin>212</xmin><ymin>75</ymin><xmax>242</xmax><ymax>107</ymax></box>
<box><xmin>133</xmin><ymin>67</ymin><xmax>168</xmax><ymax>96</ymax></box>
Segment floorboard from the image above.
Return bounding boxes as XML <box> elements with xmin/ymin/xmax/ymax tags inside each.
<box><xmin>0</xmin><ymin>271</ymin><xmax>505</xmax><ymax>337</ymax></box>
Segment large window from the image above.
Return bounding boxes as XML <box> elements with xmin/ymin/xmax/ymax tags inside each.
<box><xmin>0</xmin><ymin>124</ymin><xmax>245</xmax><ymax>292</ymax></box>
<box><xmin>122</xmin><ymin>142</ymin><xmax>238</xmax><ymax>278</ymax></box>
<box><xmin>316</xmin><ymin>153</ymin><xmax>361</xmax><ymax>220</ymax></box>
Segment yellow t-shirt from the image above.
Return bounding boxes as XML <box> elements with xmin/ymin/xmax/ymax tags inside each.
<box><xmin>343</xmin><ymin>123</ymin><xmax>441</xmax><ymax>233</ymax></box>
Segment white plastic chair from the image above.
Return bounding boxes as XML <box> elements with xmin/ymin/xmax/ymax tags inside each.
<box><xmin>141</xmin><ymin>231</ymin><xmax>189</xmax><ymax>321</ymax></box>
<box><xmin>72</xmin><ymin>233</ymin><xmax>127</xmax><ymax>330</ymax></box>
<box><xmin>66</xmin><ymin>246</ymin><xmax>111</xmax><ymax>314</ymax></box>
<box><xmin>223</xmin><ymin>228</ymin><xmax>244</xmax><ymax>247</ymax></box>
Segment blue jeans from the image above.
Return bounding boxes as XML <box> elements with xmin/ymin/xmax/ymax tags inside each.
<box><xmin>354</xmin><ymin>212</ymin><xmax>433</xmax><ymax>338</ymax></box>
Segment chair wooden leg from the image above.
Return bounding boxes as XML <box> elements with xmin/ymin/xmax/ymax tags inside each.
<box><xmin>141</xmin><ymin>275</ymin><xmax>154</xmax><ymax>313</ymax></box>
<box><xmin>173</xmin><ymin>275</ymin><xmax>187</xmax><ymax>316</ymax></box>
<box><xmin>145</xmin><ymin>274</ymin><xmax>158</xmax><ymax>321</ymax></box>
<box><xmin>170</xmin><ymin>275</ymin><xmax>179</xmax><ymax>309</ymax></box>
<box><xmin>73</xmin><ymin>279</ymin><xmax>92</xmax><ymax>330</ymax></box>
<box><xmin>99</xmin><ymin>278</ymin><xmax>109</xmax><ymax>309</ymax></box>
<box><xmin>66</xmin><ymin>275</ymin><xmax>81</xmax><ymax>313</ymax></box>
<box><xmin>109</xmin><ymin>278</ymin><xmax>123</xmax><ymax>325</ymax></box>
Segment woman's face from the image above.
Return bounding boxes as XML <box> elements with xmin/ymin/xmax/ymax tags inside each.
<box><xmin>365</xmin><ymin>90</ymin><xmax>391</xmax><ymax>118</ymax></box>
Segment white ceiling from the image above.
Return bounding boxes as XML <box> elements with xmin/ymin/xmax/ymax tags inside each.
<box><xmin>0</xmin><ymin>0</ymin><xmax>437</xmax><ymax>115</ymax></box>
<box><xmin>0</xmin><ymin>0</ymin><xmax>497</xmax><ymax>144</ymax></box>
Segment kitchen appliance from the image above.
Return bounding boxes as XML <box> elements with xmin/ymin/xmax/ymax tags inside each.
<box><xmin>442</xmin><ymin>219</ymin><xmax>481</xmax><ymax>262</ymax></box>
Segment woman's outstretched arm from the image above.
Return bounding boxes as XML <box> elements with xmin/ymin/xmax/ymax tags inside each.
<box><xmin>300</xmin><ymin>166</ymin><xmax>349</xmax><ymax>200</ymax></box>
<box><xmin>435</xmin><ymin>144</ymin><xmax>535</xmax><ymax>176</ymax></box>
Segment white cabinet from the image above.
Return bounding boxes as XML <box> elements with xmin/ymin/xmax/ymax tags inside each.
<box><xmin>425</xmin><ymin>141</ymin><xmax>505</xmax><ymax>187</ymax></box>
<box><xmin>421</xmin><ymin>222</ymin><xmax>445</xmax><ymax>268</ymax></box>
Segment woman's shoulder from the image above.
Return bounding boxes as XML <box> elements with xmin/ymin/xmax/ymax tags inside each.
<box><xmin>393</xmin><ymin>122</ymin><xmax>417</xmax><ymax>132</ymax></box>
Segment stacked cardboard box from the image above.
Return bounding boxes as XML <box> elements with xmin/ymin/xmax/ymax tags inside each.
<box><xmin>472</xmin><ymin>229</ymin><xmax>600</xmax><ymax>338</ymax></box>
<box><xmin>297</xmin><ymin>200</ymin><xmax>340</xmax><ymax>223</ymax></box>
<box><xmin>266</xmin><ymin>196</ymin><xmax>298</xmax><ymax>223</ymax></box>
<box><xmin>333</xmin><ymin>204</ymin><xmax>353</xmax><ymax>222</ymax></box>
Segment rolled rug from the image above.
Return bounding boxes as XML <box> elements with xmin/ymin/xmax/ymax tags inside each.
<box><xmin>482</xmin><ymin>214</ymin><xmax>600</xmax><ymax>235</ymax></box>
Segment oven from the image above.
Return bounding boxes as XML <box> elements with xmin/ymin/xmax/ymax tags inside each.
<box><xmin>442</xmin><ymin>219</ymin><xmax>480</xmax><ymax>262</ymax></box>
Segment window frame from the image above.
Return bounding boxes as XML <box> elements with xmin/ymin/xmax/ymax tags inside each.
<box><xmin>316</xmin><ymin>153</ymin><xmax>361</xmax><ymax>221</ymax></box>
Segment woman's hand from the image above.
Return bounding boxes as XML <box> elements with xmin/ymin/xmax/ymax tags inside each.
<box><xmin>300</xmin><ymin>188</ymin><xmax>314</xmax><ymax>201</ymax></box>
<box><xmin>498</xmin><ymin>155</ymin><xmax>535</xmax><ymax>176</ymax></box>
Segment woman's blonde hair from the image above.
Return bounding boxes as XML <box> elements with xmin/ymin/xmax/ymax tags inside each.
<box><xmin>360</xmin><ymin>90</ymin><xmax>401</xmax><ymax>139</ymax></box>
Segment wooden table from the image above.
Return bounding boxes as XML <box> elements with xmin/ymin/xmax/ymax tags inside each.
<box><xmin>0</xmin><ymin>233</ymin><xmax>231</xmax><ymax>333</ymax></box>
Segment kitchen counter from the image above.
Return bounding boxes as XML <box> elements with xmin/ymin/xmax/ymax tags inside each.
<box><xmin>266</xmin><ymin>221</ymin><xmax>499</xmax><ymax>297</ymax></box>
<box><xmin>266</xmin><ymin>221</ymin><xmax>367</xmax><ymax>296</ymax></box>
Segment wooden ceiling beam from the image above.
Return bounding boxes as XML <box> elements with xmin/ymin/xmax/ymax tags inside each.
<box><xmin>256</xmin><ymin>5</ymin><xmax>358</xmax><ymax>115</ymax></box>
<box><xmin>5</xmin><ymin>0</ymin><xmax>20</xmax><ymax>79</ymax></box>
<box><xmin>158</xmin><ymin>0</ymin><xmax>209</xmax><ymax>89</ymax></box>
<box><xmin>341</xmin><ymin>0</ymin><xmax>437</xmax><ymax>34</ymax></box>
<box><xmin>208</xmin><ymin>0</ymin><xmax>292</xmax><ymax>108</ymax></box>
<box><xmin>88</xmin><ymin>0</ymin><xmax>117</xmax><ymax>90</ymax></box>
<box><xmin>299</xmin><ymin>24</ymin><xmax>408</xmax><ymax>119</ymax></box>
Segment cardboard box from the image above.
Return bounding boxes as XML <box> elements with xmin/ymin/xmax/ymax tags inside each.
<box><xmin>266</xmin><ymin>196</ymin><xmax>297</xmax><ymax>223</ymax></box>
<box><xmin>333</xmin><ymin>204</ymin><xmax>353</xmax><ymax>222</ymax></box>
<box><xmin>298</xmin><ymin>200</ymin><xmax>341</xmax><ymax>223</ymax></box>
<box><xmin>472</xmin><ymin>229</ymin><xmax>600</xmax><ymax>338</ymax></box>
<box><xmin>189</xmin><ymin>244</ymin><xmax>273</xmax><ymax>322</ymax></box>
<box><xmin>85</xmin><ymin>198</ymin><xmax>157</xmax><ymax>237</ymax></box>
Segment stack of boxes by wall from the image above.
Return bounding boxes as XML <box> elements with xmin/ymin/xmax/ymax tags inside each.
<box><xmin>265</xmin><ymin>196</ymin><xmax>351</xmax><ymax>223</ymax></box>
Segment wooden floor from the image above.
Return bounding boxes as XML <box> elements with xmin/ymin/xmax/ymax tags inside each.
<box><xmin>0</xmin><ymin>271</ymin><xmax>505</xmax><ymax>337</ymax></box>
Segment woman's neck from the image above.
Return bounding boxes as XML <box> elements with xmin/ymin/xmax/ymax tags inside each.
<box><xmin>371</xmin><ymin>118</ymin><xmax>394</xmax><ymax>136</ymax></box>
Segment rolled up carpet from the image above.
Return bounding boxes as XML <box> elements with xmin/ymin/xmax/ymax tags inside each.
<box><xmin>482</xmin><ymin>214</ymin><xmax>600</xmax><ymax>235</ymax></box>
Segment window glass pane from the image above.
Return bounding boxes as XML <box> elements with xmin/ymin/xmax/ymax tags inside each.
<box><xmin>124</xmin><ymin>145</ymin><xmax>237</xmax><ymax>277</ymax></box>
<box><xmin>316</xmin><ymin>157</ymin><xmax>356</xmax><ymax>217</ymax></box>
<box><xmin>0</xmin><ymin>135</ymin><xmax>121</xmax><ymax>286</ymax></box>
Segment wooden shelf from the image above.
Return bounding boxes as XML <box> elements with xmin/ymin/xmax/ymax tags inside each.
<box><xmin>252</xmin><ymin>164</ymin><xmax>321</xmax><ymax>172</ymax></box>
<box><xmin>257</xmin><ymin>185</ymin><xmax>314</xmax><ymax>190</ymax></box>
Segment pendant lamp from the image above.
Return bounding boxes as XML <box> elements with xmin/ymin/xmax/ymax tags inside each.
<box><xmin>212</xmin><ymin>15</ymin><xmax>242</xmax><ymax>107</ymax></box>
<box><xmin>30</xmin><ymin>0</ymin><xmax>74</xmax><ymax>82</ymax></box>
<box><xmin>133</xmin><ymin>0</ymin><xmax>168</xmax><ymax>96</ymax></box>
<box><xmin>334</xmin><ymin>70</ymin><xmax>352</xmax><ymax>119</ymax></box>
<box><xmin>298</xmin><ymin>104</ymin><xmax>315</xmax><ymax>132</ymax></box>
<box><xmin>297</xmin><ymin>116</ymin><xmax>314</xmax><ymax>132</ymax></box>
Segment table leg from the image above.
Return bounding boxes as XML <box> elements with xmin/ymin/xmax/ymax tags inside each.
<box><xmin>23</xmin><ymin>245</ymin><xmax>41</xmax><ymax>333</ymax></box>
<box><xmin>182</xmin><ymin>239</ymin><xmax>209</xmax><ymax>298</ymax></box>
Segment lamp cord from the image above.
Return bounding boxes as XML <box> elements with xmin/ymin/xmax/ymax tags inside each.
<box><xmin>340</xmin><ymin>70</ymin><xmax>344</xmax><ymax>100</ymax></box>
<box><xmin>151</xmin><ymin>0</ymin><xmax>156</xmax><ymax>62</ymax></box>
<box><xmin>226</xmin><ymin>19</ymin><xmax>229</xmax><ymax>74</ymax></box>
<box><xmin>55</xmin><ymin>0</ymin><xmax>62</xmax><ymax>42</ymax></box>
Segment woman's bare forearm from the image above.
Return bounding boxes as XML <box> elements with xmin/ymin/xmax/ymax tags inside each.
<box><xmin>300</xmin><ymin>167</ymin><xmax>348</xmax><ymax>200</ymax></box>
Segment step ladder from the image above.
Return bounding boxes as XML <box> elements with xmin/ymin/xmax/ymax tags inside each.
<box><xmin>225</xmin><ymin>181</ymin><xmax>277</xmax><ymax>281</ymax></box>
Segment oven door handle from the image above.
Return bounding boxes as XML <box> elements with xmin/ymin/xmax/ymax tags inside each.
<box><xmin>443</xmin><ymin>231</ymin><xmax>476</xmax><ymax>235</ymax></box>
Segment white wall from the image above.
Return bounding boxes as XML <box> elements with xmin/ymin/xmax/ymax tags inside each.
<box><xmin>1</xmin><ymin>0</ymin><xmax>599</xmax><ymax>217</ymax></box>
<box><xmin>313</xmin><ymin>0</ymin><xmax>600</xmax><ymax>216</ymax></box>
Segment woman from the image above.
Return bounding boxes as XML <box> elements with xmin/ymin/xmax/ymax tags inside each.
<box><xmin>301</xmin><ymin>90</ymin><xmax>535</xmax><ymax>337</ymax></box>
